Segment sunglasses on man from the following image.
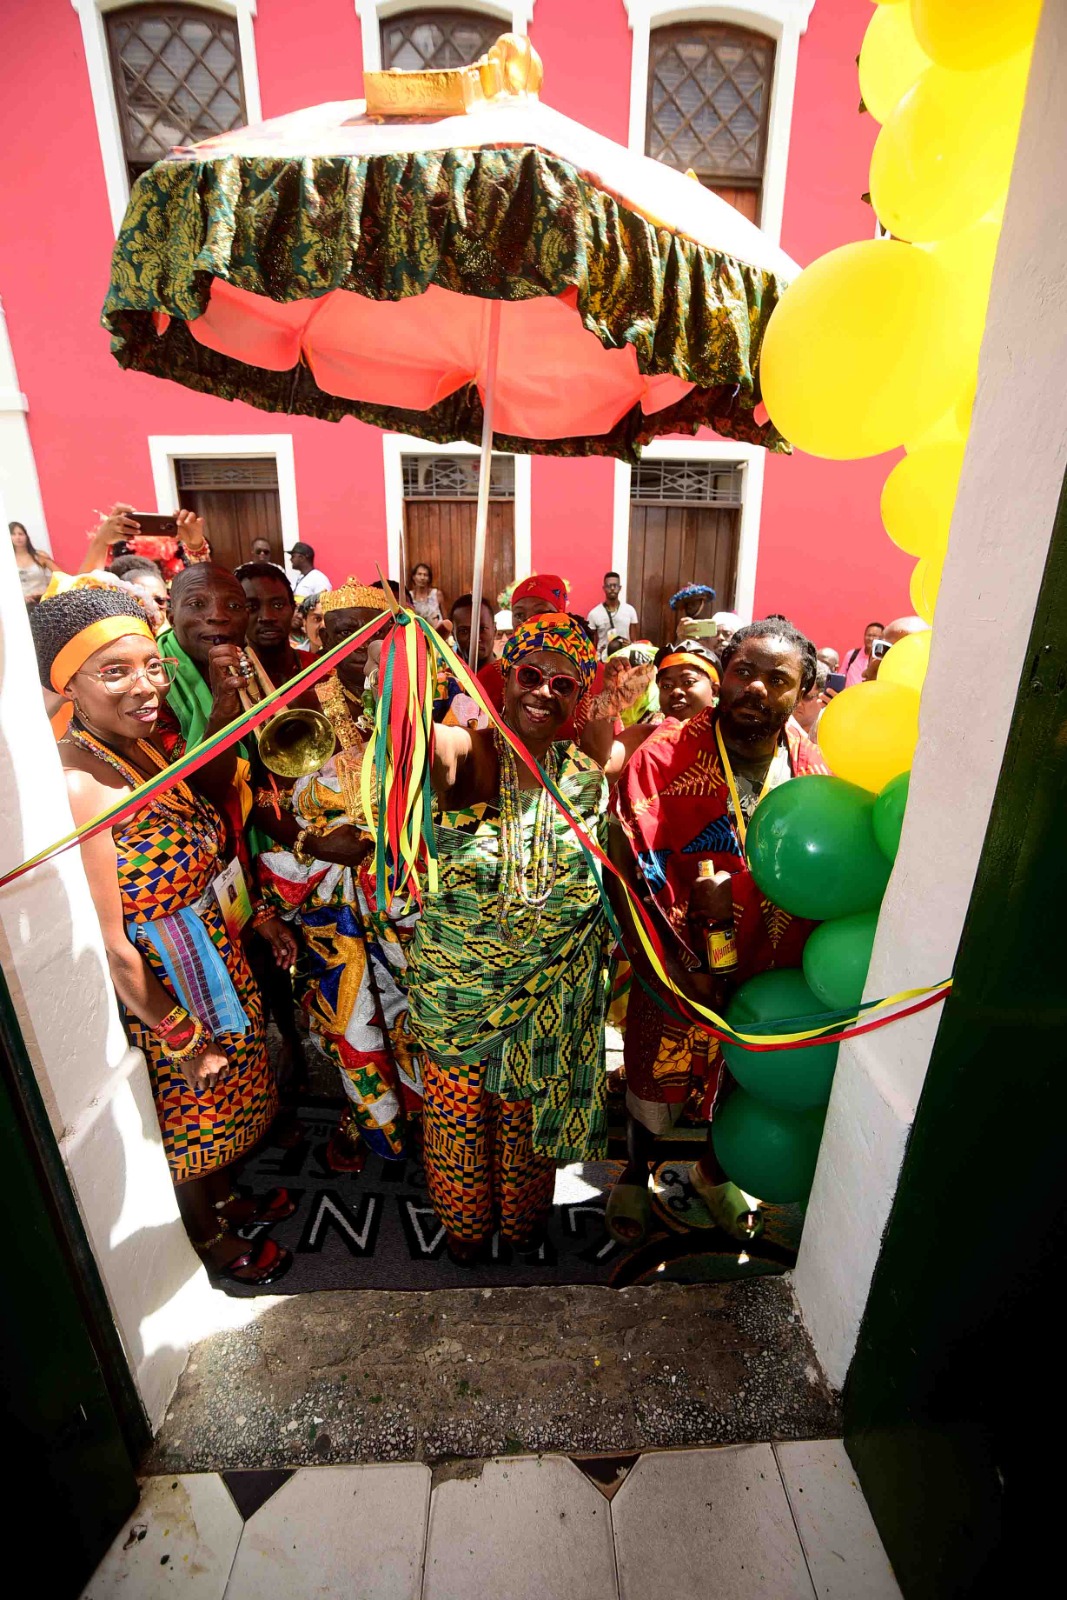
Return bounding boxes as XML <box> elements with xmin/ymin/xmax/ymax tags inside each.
<box><xmin>513</xmin><ymin>663</ymin><xmax>582</xmax><ymax>698</ymax></box>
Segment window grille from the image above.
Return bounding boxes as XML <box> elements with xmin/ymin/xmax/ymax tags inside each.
<box><xmin>381</xmin><ymin>9</ymin><xmax>500</xmax><ymax>71</ymax></box>
<box><xmin>176</xmin><ymin>456</ymin><xmax>279</xmax><ymax>490</ymax></box>
<box><xmin>107</xmin><ymin>3</ymin><xmax>247</xmax><ymax>184</ymax></box>
<box><xmin>402</xmin><ymin>454</ymin><xmax>515</xmax><ymax>499</ymax></box>
<box><xmin>630</xmin><ymin>459</ymin><xmax>743</xmax><ymax>507</ymax></box>
<box><xmin>646</xmin><ymin>24</ymin><xmax>775</xmax><ymax>197</ymax></box>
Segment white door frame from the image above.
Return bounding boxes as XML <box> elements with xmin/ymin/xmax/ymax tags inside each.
<box><xmin>612</xmin><ymin>438</ymin><xmax>764</xmax><ymax>620</ymax></box>
<box><xmin>147</xmin><ymin>434</ymin><xmax>300</xmax><ymax>559</ymax></box>
<box><xmin>622</xmin><ymin>0</ymin><xmax>816</xmax><ymax>245</ymax></box>
<box><xmin>381</xmin><ymin>433</ymin><xmax>531</xmax><ymax>591</ymax></box>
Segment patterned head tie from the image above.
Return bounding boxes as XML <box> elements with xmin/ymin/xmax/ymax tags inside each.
<box><xmin>668</xmin><ymin>581</ymin><xmax>717</xmax><ymax>610</ymax></box>
<box><xmin>501</xmin><ymin>611</ymin><xmax>597</xmax><ymax>693</ymax></box>
<box><xmin>29</xmin><ymin>582</ymin><xmax>155</xmax><ymax>691</ymax></box>
<box><xmin>511</xmin><ymin>573</ymin><xmax>569</xmax><ymax>611</ymax></box>
<box><xmin>321</xmin><ymin>577</ymin><xmax>392</xmax><ymax>613</ymax></box>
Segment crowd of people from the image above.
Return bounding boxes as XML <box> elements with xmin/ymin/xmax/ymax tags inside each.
<box><xmin>11</xmin><ymin>511</ymin><xmax>923</xmax><ymax>1281</ymax></box>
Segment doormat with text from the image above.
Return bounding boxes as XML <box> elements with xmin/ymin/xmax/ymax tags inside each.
<box><xmin>225</xmin><ymin>1105</ymin><xmax>803</xmax><ymax>1297</ymax></box>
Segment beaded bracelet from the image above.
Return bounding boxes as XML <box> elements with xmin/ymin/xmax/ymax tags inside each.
<box><xmin>165</xmin><ymin>1018</ymin><xmax>209</xmax><ymax>1064</ymax></box>
<box><xmin>293</xmin><ymin>825</ymin><xmax>325</xmax><ymax>867</ymax></box>
<box><xmin>250</xmin><ymin>904</ymin><xmax>276</xmax><ymax>930</ymax></box>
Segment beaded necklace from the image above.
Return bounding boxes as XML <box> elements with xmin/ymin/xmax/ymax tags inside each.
<box><xmin>495</xmin><ymin>729</ymin><xmax>560</xmax><ymax>947</ymax></box>
<box><xmin>67</xmin><ymin>725</ymin><xmax>220</xmax><ymax>852</ymax></box>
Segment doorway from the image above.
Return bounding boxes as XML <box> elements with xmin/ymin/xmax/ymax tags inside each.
<box><xmin>626</xmin><ymin>458</ymin><xmax>742</xmax><ymax>646</ymax></box>
<box><xmin>401</xmin><ymin>452</ymin><xmax>515</xmax><ymax>613</ymax></box>
<box><xmin>175</xmin><ymin>455</ymin><xmax>283</xmax><ymax>570</ymax></box>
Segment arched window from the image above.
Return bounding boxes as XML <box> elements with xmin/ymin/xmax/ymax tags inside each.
<box><xmin>646</xmin><ymin>22</ymin><xmax>775</xmax><ymax>223</ymax></box>
<box><xmin>381</xmin><ymin>8</ymin><xmax>501</xmax><ymax>70</ymax></box>
<box><xmin>105</xmin><ymin>2</ymin><xmax>247</xmax><ymax>183</ymax></box>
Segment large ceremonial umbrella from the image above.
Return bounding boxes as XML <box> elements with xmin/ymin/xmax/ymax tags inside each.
<box><xmin>103</xmin><ymin>35</ymin><xmax>797</xmax><ymax>663</ymax></box>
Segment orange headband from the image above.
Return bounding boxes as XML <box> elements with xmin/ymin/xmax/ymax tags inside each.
<box><xmin>50</xmin><ymin>616</ymin><xmax>155</xmax><ymax>693</ymax></box>
<box><xmin>657</xmin><ymin>651</ymin><xmax>720</xmax><ymax>685</ymax></box>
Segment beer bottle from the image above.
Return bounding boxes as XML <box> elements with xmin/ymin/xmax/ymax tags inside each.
<box><xmin>697</xmin><ymin>859</ymin><xmax>738</xmax><ymax>976</ymax></box>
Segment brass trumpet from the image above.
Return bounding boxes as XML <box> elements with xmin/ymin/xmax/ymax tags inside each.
<box><xmin>237</xmin><ymin>647</ymin><xmax>337</xmax><ymax>778</ymax></box>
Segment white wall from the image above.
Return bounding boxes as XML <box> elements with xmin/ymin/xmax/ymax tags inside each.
<box><xmin>794</xmin><ymin>2</ymin><xmax>1067</xmax><ymax>1387</ymax></box>
<box><xmin>0</xmin><ymin>516</ymin><xmax>267</xmax><ymax>1427</ymax></box>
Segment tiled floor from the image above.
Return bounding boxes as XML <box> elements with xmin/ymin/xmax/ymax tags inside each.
<box><xmin>82</xmin><ymin>1441</ymin><xmax>900</xmax><ymax>1599</ymax></box>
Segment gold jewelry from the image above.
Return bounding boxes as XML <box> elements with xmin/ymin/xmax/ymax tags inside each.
<box><xmin>320</xmin><ymin>577</ymin><xmax>391</xmax><ymax>613</ymax></box>
<box><xmin>293</xmin><ymin>825</ymin><xmax>325</xmax><ymax>866</ymax></box>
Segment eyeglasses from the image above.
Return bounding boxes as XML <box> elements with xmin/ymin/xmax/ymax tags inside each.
<box><xmin>514</xmin><ymin>663</ymin><xmax>582</xmax><ymax>698</ymax></box>
<box><xmin>75</xmin><ymin>657</ymin><xmax>178</xmax><ymax>696</ymax></box>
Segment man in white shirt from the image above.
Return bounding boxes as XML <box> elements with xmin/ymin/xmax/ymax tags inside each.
<box><xmin>289</xmin><ymin>541</ymin><xmax>331</xmax><ymax>600</ymax></box>
<box><xmin>587</xmin><ymin>571</ymin><xmax>639</xmax><ymax>657</ymax></box>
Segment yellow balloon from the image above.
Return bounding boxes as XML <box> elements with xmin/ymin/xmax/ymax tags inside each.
<box><xmin>819</xmin><ymin>681</ymin><xmax>921</xmax><ymax>792</ymax></box>
<box><xmin>919</xmin><ymin>216</ymin><xmax>1001</xmax><ymax>347</ymax></box>
<box><xmin>859</xmin><ymin>4</ymin><xmax>931</xmax><ymax>124</ymax></box>
<box><xmin>911</xmin><ymin>0</ymin><xmax>1042</xmax><ymax>72</ymax></box>
<box><xmin>954</xmin><ymin>366</ymin><xmax>977</xmax><ymax>433</ymax></box>
<box><xmin>909</xmin><ymin>552</ymin><xmax>944</xmax><ymax>622</ymax></box>
<box><xmin>903</xmin><ymin>406</ymin><xmax>964</xmax><ymax>453</ymax></box>
<box><xmin>869</xmin><ymin>54</ymin><xmax>1030</xmax><ymax>241</ymax></box>
<box><xmin>880</xmin><ymin>441</ymin><xmax>964</xmax><ymax>557</ymax></box>
<box><xmin>759</xmin><ymin>241</ymin><xmax>968</xmax><ymax>460</ymax></box>
<box><xmin>879</xmin><ymin>629</ymin><xmax>932</xmax><ymax>693</ymax></box>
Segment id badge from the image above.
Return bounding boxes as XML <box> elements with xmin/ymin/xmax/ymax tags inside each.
<box><xmin>212</xmin><ymin>857</ymin><xmax>253</xmax><ymax>939</ymax></box>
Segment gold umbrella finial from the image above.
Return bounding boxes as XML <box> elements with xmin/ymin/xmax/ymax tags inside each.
<box><xmin>366</xmin><ymin>33</ymin><xmax>543</xmax><ymax>119</ymax></box>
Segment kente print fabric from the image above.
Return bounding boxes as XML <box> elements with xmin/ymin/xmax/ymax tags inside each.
<box><xmin>258</xmin><ymin>756</ymin><xmax>422</xmax><ymax>1159</ymax></box>
<box><xmin>103</xmin><ymin>146</ymin><xmax>789</xmax><ymax>461</ymax></box>
<box><xmin>407</xmin><ymin>743</ymin><xmax>611</xmax><ymax>1163</ymax></box>
<box><xmin>102</xmin><ymin>744</ymin><xmax>277</xmax><ymax>1182</ymax></box>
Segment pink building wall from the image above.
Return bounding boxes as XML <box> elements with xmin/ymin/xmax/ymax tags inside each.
<box><xmin>0</xmin><ymin>0</ymin><xmax>911</xmax><ymax>660</ymax></box>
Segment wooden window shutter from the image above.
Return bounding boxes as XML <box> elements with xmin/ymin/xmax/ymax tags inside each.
<box><xmin>381</xmin><ymin>9</ymin><xmax>500</xmax><ymax>71</ymax></box>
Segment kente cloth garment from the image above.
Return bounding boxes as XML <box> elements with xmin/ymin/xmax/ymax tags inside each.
<box><xmin>407</xmin><ymin>744</ymin><xmax>611</xmax><ymax>1165</ymax></box>
<box><xmin>76</xmin><ymin>735</ymin><xmax>277</xmax><ymax>1182</ymax></box>
<box><xmin>611</xmin><ymin>707</ymin><xmax>829</xmax><ymax>1129</ymax></box>
<box><xmin>422</xmin><ymin>1055</ymin><xmax>557</xmax><ymax>1247</ymax></box>
<box><xmin>155</xmin><ymin>625</ymin><xmax>263</xmax><ymax>856</ymax></box>
<box><xmin>258</xmin><ymin>755</ymin><xmax>422</xmax><ymax>1159</ymax></box>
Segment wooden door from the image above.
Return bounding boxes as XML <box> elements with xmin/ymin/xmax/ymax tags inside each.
<box><xmin>404</xmin><ymin>498</ymin><xmax>515</xmax><ymax>617</ymax></box>
<box><xmin>627</xmin><ymin>502</ymin><xmax>740</xmax><ymax>648</ymax></box>
<box><xmin>175</xmin><ymin>458</ymin><xmax>282</xmax><ymax>572</ymax></box>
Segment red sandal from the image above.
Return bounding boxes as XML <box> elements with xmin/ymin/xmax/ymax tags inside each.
<box><xmin>196</xmin><ymin>1228</ymin><xmax>294</xmax><ymax>1287</ymax></box>
<box><xmin>215</xmin><ymin>1187</ymin><xmax>298</xmax><ymax>1227</ymax></box>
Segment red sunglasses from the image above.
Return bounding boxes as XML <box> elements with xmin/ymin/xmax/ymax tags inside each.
<box><xmin>514</xmin><ymin>663</ymin><xmax>583</xmax><ymax>698</ymax></box>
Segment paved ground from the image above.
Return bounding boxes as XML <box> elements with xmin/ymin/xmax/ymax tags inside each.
<box><xmin>147</xmin><ymin>1276</ymin><xmax>839</xmax><ymax>1474</ymax></box>
<box><xmin>85</xmin><ymin>1442</ymin><xmax>901</xmax><ymax>1599</ymax></box>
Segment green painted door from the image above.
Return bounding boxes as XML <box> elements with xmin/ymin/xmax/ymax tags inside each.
<box><xmin>843</xmin><ymin>473</ymin><xmax>1067</xmax><ymax>1596</ymax></box>
<box><xmin>1</xmin><ymin>973</ymin><xmax>143</xmax><ymax>1595</ymax></box>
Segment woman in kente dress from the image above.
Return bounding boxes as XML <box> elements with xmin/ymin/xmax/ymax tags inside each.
<box><xmin>407</xmin><ymin>613</ymin><xmax>610</xmax><ymax>1261</ymax></box>
<box><xmin>31</xmin><ymin>585</ymin><xmax>293</xmax><ymax>1285</ymax></box>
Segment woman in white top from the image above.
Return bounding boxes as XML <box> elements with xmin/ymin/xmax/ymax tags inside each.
<box><xmin>407</xmin><ymin>561</ymin><xmax>444</xmax><ymax>626</ymax></box>
<box><xmin>10</xmin><ymin>521</ymin><xmax>57</xmax><ymax>599</ymax></box>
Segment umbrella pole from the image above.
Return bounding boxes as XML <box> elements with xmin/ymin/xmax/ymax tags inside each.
<box><xmin>468</xmin><ymin>299</ymin><xmax>502</xmax><ymax>673</ymax></box>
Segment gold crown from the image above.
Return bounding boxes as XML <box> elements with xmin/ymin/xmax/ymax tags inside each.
<box><xmin>320</xmin><ymin>578</ymin><xmax>392</xmax><ymax>613</ymax></box>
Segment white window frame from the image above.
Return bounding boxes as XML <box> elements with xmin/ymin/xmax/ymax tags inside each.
<box><xmin>382</xmin><ymin>433</ymin><xmax>531</xmax><ymax>590</ymax></box>
<box><xmin>612</xmin><ymin>437</ymin><xmax>764</xmax><ymax>621</ymax></box>
<box><xmin>72</xmin><ymin>0</ymin><xmax>263</xmax><ymax>237</ymax></box>
<box><xmin>147</xmin><ymin>433</ymin><xmax>300</xmax><ymax>558</ymax></box>
<box><xmin>624</xmin><ymin>0</ymin><xmax>816</xmax><ymax>246</ymax></box>
<box><xmin>356</xmin><ymin>0</ymin><xmax>537</xmax><ymax>74</ymax></box>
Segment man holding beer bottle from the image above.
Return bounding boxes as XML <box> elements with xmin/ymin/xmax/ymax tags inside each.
<box><xmin>606</xmin><ymin>619</ymin><xmax>828</xmax><ymax>1244</ymax></box>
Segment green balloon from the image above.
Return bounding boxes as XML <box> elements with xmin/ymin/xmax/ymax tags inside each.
<box><xmin>747</xmin><ymin>776</ymin><xmax>891</xmax><ymax>920</ymax></box>
<box><xmin>873</xmin><ymin>771</ymin><xmax>911</xmax><ymax>862</ymax></box>
<box><xmin>803</xmin><ymin>911</ymin><xmax>880</xmax><ymax>1011</ymax></box>
<box><xmin>713</xmin><ymin>1089</ymin><xmax>826</xmax><ymax>1205</ymax></box>
<box><xmin>722</xmin><ymin>969</ymin><xmax>839</xmax><ymax>1110</ymax></box>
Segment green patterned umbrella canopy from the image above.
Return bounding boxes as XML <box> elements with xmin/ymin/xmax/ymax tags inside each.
<box><xmin>103</xmin><ymin>55</ymin><xmax>797</xmax><ymax>464</ymax></box>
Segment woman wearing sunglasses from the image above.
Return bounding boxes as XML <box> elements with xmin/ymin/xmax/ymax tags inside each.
<box><xmin>406</xmin><ymin>612</ymin><xmax>612</xmax><ymax>1262</ymax></box>
<box><xmin>30</xmin><ymin>584</ymin><xmax>293</xmax><ymax>1286</ymax></box>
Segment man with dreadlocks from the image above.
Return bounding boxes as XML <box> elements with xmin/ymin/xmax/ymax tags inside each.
<box><xmin>30</xmin><ymin>584</ymin><xmax>294</xmax><ymax>1285</ymax></box>
<box><xmin>607</xmin><ymin>618</ymin><xmax>829</xmax><ymax>1244</ymax></box>
<box><xmin>255</xmin><ymin>581</ymin><xmax>423</xmax><ymax>1173</ymax></box>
